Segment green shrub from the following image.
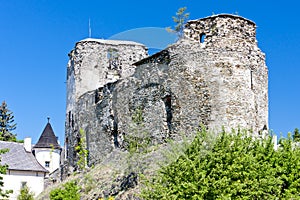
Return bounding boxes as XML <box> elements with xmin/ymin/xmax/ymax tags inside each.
<box><xmin>17</xmin><ymin>185</ymin><xmax>34</xmax><ymax>200</ymax></box>
<box><xmin>50</xmin><ymin>181</ymin><xmax>80</xmax><ymax>200</ymax></box>
<box><xmin>142</xmin><ymin>129</ymin><xmax>300</xmax><ymax>199</ymax></box>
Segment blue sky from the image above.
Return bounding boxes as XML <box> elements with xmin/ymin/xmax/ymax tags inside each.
<box><xmin>0</xmin><ymin>0</ymin><xmax>299</xmax><ymax>144</ymax></box>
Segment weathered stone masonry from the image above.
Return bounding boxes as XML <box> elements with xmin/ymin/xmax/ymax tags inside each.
<box><xmin>65</xmin><ymin>39</ymin><xmax>148</xmax><ymax>166</ymax></box>
<box><xmin>65</xmin><ymin>14</ymin><xmax>268</xmax><ymax>168</ymax></box>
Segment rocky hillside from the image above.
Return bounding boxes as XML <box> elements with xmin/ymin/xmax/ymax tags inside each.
<box><xmin>37</xmin><ymin>137</ymin><xmax>191</xmax><ymax>200</ymax></box>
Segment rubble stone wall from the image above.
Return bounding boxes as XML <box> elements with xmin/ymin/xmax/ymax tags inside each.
<box><xmin>64</xmin><ymin>14</ymin><xmax>268</xmax><ymax>168</ymax></box>
<box><xmin>65</xmin><ymin>39</ymin><xmax>148</xmax><ymax>166</ymax></box>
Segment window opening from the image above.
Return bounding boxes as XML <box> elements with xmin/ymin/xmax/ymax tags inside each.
<box><xmin>45</xmin><ymin>161</ymin><xmax>50</xmax><ymax>168</ymax></box>
<box><xmin>71</xmin><ymin>114</ymin><xmax>74</xmax><ymax>127</ymax></box>
<box><xmin>68</xmin><ymin>111</ymin><xmax>71</xmax><ymax>126</ymax></box>
<box><xmin>200</xmin><ymin>33</ymin><xmax>206</xmax><ymax>43</ymax></box>
<box><xmin>163</xmin><ymin>95</ymin><xmax>173</xmax><ymax>132</ymax></box>
<box><xmin>107</xmin><ymin>48</ymin><xmax>119</xmax><ymax>70</ymax></box>
<box><xmin>250</xmin><ymin>69</ymin><xmax>253</xmax><ymax>90</ymax></box>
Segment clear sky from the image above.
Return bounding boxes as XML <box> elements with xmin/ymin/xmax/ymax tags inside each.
<box><xmin>0</xmin><ymin>0</ymin><xmax>299</xmax><ymax>145</ymax></box>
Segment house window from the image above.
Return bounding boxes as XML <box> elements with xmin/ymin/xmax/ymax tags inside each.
<box><xmin>45</xmin><ymin>161</ymin><xmax>50</xmax><ymax>168</ymax></box>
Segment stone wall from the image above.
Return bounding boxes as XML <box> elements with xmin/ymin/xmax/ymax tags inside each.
<box><xmin>65</xmin><ymin>39</ymin><xmax>148</xmax><ymax>166</ymax></box>
<box><xmin>64</xmin><ymin>14</ymin><xmax>268</xmax><ymax>168</ymax></box>
<box><xmin>66</xmin><ymin>38</ymin><xmax>148</xmax><ymax>111</ymax></box>
<box><xmin>180</xmin><ymin>14</ymin><xmax>268</xmax><ymax>133</ymax></box>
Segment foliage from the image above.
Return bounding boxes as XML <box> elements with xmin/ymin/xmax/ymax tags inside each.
<box><xmin>293</xmin><ymin>128</ymin><xmax>300</xmax><ymax>142</ymax></box>
<box><xmin>123</xmin><ymin>132</ymin><xmax>152</xmax><ymax>155</ymax></box>
<box><xmin>142</xmin><ymin>128</ymin><xmax>300</xmax><ymax>199</ymax></box>
<box><xmin>131</xmin><ymin>107</ymin><xmax>143</xmax><ymax>124</ymax></box>
<box><xmin>0</xmin><ymin>101</ymin><xmax>17</xmax><ymax>142</ymax></box>
<box><xmin>0</xmin><ymin>148</ymin><xmax>13</xmax><ymax>198</ymax></box>
<box><xmin>127</xmin><ymin>107</ymin><xmax>152</xmax><ymax>154</ymax></box>
<box><xmin>121</xmin><ymin>107</ymin><xmax>154</xmax><ymax>193</ymax></box>
<box><xmin>50</xmin><ymin>181</ymin><xmax>80</xmax><ymax>200</ymax></box>
<box><xmin>75</xmin><ymin>129</ymin><xmax>88</xmax><ymax>170</ymax></box>
<box><xmin>17</xmin><ymin>185</ymin><xmax>34</xmax><ymax>200</ymax></box>
<box><xmin>83</xmin><ymin>174</ymin><xmax>96</xmax><ymax>194</ymax></box>
<box><xmin>166</xmin><ymin>7</ymin><xmax>190</xmax><ymax>39</ymax></box>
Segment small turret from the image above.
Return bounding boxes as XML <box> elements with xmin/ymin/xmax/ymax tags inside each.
<box><xmin>33</xmin><ymin>118</ymin><xmax>61</xmax><ymax>174</ymax></box>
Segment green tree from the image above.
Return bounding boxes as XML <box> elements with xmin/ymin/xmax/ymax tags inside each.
<box><xmin>0</xmin><ymin>148</ymin><xmax>13</xmax><ymax>198</ymax></box>
<box><xmin>166</xmin><ymin>7</ymin><xmax>190</xmax><ymax>39</ymax></box>
<box><xmin>17</xmin><ymin>185</ymin><xmax>34</xmax><ymax>200</ymax></box>
<box><xmin>142</xmin><ymin>129</ymin><xmax>300</xmax><ymax>199</ymax></box>
<box><xmin>0</xmin><ymin>101</ymin><xmax>17</xmax><ymax>142</ymax></box>
<box><xmin>292</xmin><ymin>128</ymin><xmax>300</xmax><ymax>142</ymax></box>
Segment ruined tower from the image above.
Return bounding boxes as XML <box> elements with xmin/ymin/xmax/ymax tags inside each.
<box><xmin>65</xmin><ymin>14</ymin><xmax>268</xmax><ymax>168</ymax></box>
<box><xmin>65</xmin><ymin>38</ymin><xmax>148</xmax><ymax>166</ymax></box>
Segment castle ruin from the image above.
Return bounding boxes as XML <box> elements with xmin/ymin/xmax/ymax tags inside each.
<box><xmin>64</xmin><ymin>14</ymin><xmax>268</xmax><ymax>167</ymax></box>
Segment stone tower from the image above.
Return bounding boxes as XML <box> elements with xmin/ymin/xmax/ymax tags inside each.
<box><xmin>65</xmin><ymin>14</ymin><xmax>268</xmax><ymax>168</ymax></box>
<box><xmin>65</xmin><ymin>38</ymin><xmax>148</xmax><ymax>166</ymax></box>
<box><xmin>178</xmin><ymin>14</ymin><xmax>268</xmax><ymax>133</ymax></box>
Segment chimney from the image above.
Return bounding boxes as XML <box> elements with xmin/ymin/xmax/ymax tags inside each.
<box><xmin>273</xmin><ymin>135</ymin><xmax>278</xmax><ymax>151</ymax></box>
<box><xmin>24</xmin><ymin>137</ymin><xmax>32</xmax><ymax>152</ymax></box>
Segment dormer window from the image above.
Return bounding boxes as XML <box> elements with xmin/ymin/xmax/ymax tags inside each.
<box><xmin>45</xmin><ymin>161</ymin><xmax>50</xmax><ymax>168</ymax></box>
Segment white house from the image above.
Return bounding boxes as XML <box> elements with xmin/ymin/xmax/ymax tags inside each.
<box><xmin>0</xmin><ymin>140</ymin><xmax>48</xmax><ymax>199</ymax></box>
<box><xmin>33</xmin><ymin>120</ymin><xmax>61</xmax><ymax>174</ymax></box>
<box><xmin>0</xmin><ymin>119</ymin><xmax>62</xmax><ymax>199</ymax></box>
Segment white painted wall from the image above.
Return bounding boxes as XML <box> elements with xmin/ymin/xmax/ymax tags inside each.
<box><xmin>2</xmin><ymin>170</ymin><xmax>46</xmax><ymax>200</ymax></box>
<box><xmin>34</xmin><ymin>148</ymin><xmax>61</xmax><ymax>174</ymax></box>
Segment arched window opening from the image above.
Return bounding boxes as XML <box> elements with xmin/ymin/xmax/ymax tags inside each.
<box><xmin>200</xmin><ymin>33</ymin><xmax>206</xmax><ymax>43</ymax></box>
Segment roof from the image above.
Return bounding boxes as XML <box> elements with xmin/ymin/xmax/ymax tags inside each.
<box><xmin>78</xmin><ymin>38</ymin><xmax>146</xmax><ymax>46</ymax></box>
<box><xmin>34</xmin><ymin>122</ymin><xmax>61</xmax><ymax>149</ymax></box>
<box><xmin>0</xmin><ymin>141</ymin><xmax>48</xmax><ymax>172</ymax></box>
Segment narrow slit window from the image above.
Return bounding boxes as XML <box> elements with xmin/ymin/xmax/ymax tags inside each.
<box><xmin>250</xmin><ymin>70</ymin><xmax>253</xmax><ymax>89</ymax></box>
<box><xmin>200</xmin><ymin>33</ymin><xmax>206</xmax><ymax>43</ymax></box>
<box><xmin>163</xmin><ymin>96</ymin><xmax>172</xmax><ymax>132</ymax></box>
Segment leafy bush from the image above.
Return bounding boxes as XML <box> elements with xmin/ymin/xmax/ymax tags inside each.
<box><xmin>142</xmin><ymin>128</ymin><xmax>300</xmax><ymax>199</ymax></box>
<box><xmin>17</xmin><ymin>185</ymin><xmax>34</xmax><ymax>200</ymax></box>
<box><xmin>50</xmin><ymin>181</ymin><xmax>80</xmax><ymax>200</ymax></box>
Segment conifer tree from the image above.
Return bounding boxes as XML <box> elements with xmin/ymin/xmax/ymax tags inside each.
<box><xmin>17</xmin><ymin>185</ymin><xmax>34</xmax><ymax>200</ymax></box>
<box><xmin>0</xmin><ymin>148</ymin><xmax>13</xmax><ymax>198</ymax></box>
<box><xmin>0</xmin><ymin>101</ymin><xmax>17</xmax><ymax>142</ymax></box>
<box><xmin>166</xmin><ymin>7</ymin><xmax>190</xmax><ymax>39</ymax></box>
<box><xmin>293</xmin><ymin>128</ymin><xmax>300</xmax><ymax>142</ymax></box>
